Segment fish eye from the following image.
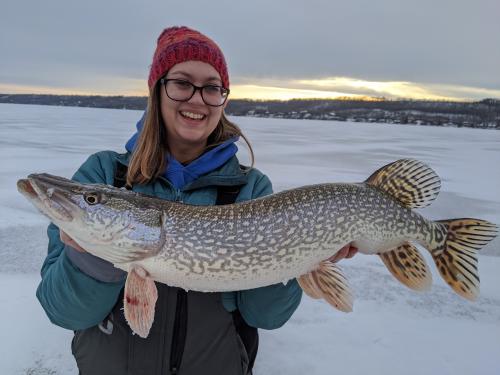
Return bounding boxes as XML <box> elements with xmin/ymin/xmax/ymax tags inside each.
<box><xmin>84</xmin><ymin>193</ymin><xmax>100</xmax><ymax>205</ymax></box>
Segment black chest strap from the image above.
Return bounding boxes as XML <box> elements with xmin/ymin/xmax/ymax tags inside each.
<box><xmin>215</xmin><ymin>185</ymin><xmax>244</xmax><ymax>205</ymax></box>
<box><xmin>113</xmin><ymin>162</ymin><xmax>130</xmax><ymax>189</ymax></box>
<box><xmin>112</xmin><ymin>162</ymin><xmax>258</xmax><ymax>374</ymax></box>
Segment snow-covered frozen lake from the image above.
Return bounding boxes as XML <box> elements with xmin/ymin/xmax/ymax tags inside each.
<box><xmin>1</xmin><ymin>103</ymin><xmax>499</xmax><ymax>374</ymax></box>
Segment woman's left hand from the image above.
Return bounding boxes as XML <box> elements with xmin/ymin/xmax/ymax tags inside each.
<box><xmin>328</xmin><ymin>244</ymin><xmax>358</xmax><ymax>263</ymax></box>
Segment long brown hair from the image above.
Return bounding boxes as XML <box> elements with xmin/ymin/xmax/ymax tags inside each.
<box><xmin>126</xmin><ymin>83</ymin><xmax>254</xmax><ymax>187</ymax></box>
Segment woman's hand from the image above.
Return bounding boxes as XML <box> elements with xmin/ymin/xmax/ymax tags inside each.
<box><xmin>60</xmin><ymin>230</ymin><xmax>87</xmax><ymax>253</ymax></box>
<box><xmin>328</xmin><ymin>243</ymin><xmax>358</xmax><ymax>263</ymax></box>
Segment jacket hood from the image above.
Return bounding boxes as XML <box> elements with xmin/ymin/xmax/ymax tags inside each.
<box><xmin>125</xmin><ymin>112</ymin><xmax>239</xmax><ymax>189</ymax></box>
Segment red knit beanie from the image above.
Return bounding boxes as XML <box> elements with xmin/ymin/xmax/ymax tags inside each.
<box><xmin>148</xmin><ymin>26</ymin><xmax>229</xmax><ymax>90</ymax></box>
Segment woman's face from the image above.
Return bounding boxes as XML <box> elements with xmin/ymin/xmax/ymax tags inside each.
<box><xmin>160</xmin><ymin>60</ymin><xmax>227</xmax><ymax>155</ymax></box>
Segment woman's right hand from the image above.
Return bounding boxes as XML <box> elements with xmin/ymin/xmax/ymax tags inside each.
<box><xmin>60</xmin><ymin>230</ymin><xmax>87</xmax><ymax>253</ymax></box>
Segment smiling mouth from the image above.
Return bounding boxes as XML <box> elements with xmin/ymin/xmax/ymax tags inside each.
<box><xmin>180</xmin><ymin>111</ymin><xmax>206</xmax><ymax>121</ymax></box>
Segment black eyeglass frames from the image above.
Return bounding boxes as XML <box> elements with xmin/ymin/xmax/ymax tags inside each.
<box><xmin>160</xmin><ymin>78</ymin><xmax>230</xmax><ymax>107</ymax></box>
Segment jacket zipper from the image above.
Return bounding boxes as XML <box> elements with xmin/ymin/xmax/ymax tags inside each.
<box><xmin>169</xmin><ymin>289</ymin><xmax>188</xmax><ymax>374</ymax></box>
<box><xmin>173</xmin><ymin>188</ymin><xmax>183</xmax><ymax>203</ymax></box>
<box><xmin>167</xmin><ymin>187</ymin><xmax>187</xmax><ymax>374</ymax></box>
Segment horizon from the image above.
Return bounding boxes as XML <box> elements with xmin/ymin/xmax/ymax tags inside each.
<box><xmin>1</xmin><ymin>91</ymin><xmax>495</xmax><ymax>104</ymax></box>
<box><xmin>1</xmin><ymin>78</ymin><xmax>499</xmax><ymax>102</ymax></box>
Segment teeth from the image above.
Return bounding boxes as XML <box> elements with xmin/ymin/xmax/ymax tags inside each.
<box><xmin>181</xmin><ymin>111</ymin><xmax>205</xmax><ymax>120</ymax></box>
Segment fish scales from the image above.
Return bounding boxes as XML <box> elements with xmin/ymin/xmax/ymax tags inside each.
<box><xmin>138</xmin><ymin>183</ymin><xmax>438</xmax><ymax>292</ymax></box>
<box><xmin>18</xmin><ymin>159</ymin><xmax>498</xmax><ymax>337</ymax></box>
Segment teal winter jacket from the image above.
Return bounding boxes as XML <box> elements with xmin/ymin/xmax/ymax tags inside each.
<box><xmin>36</xmin><ymin>150</ymin><xmax>302</xmax><ymax>331</ymax></box>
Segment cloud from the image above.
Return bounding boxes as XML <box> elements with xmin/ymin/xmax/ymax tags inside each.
<box><xmin>1</xmin><ymin>0</ymin><xmax>499</xmax><ymax>99</ymax></box>
<box><xmin>291</xmin><ymin>77</ymin><xmax>500</xmax><ymax>100</ymax></box>
<box><xmin>230</xmin><ymin>76</ymin><xmax>500</xmax><ymax>101</ymax></box>
<box><xmin>3</xmin><ymin>75</ymin><xmax>499</xmax><ymax>101</ymax></box>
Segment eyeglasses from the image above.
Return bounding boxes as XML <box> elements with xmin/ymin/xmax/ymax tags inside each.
<box><xmin>160</xmin><ymin>78</ymin><xmax>230</xmax><ymax>107</ymax></box>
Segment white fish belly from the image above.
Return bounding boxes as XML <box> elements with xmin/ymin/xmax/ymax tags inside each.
<box><xmin>352</xmin><ymin>238</ymin><xmax>408</xmax><ymax>255</ymax></box>
<box><xmin>115</xmin><ymin>243</ymin><xmax>345</xmax><ymax>292</ymax></box>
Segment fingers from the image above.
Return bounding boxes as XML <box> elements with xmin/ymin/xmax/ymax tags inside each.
<box><xmin>346</xmin><ymin>246</ymin><xmax>358</xmax><ymax>259</ymax></box>
<box><xmin>328</xmin><ymin>244</ymin><xmax>358</xmax><ymax>263</ymax></box>
<box><xmin>329</xmin><ymin>245</ymin><xmax>350</xmax><ymax>263</ymax></box>
<box><xmin>60</xmin><ymin>230</ymin><xmax>70</xmax><ymax>243</ymax></box>
<box><xmin>60</xmin><ymin>230</ymin><xmax>87</xmax><ymax>253</ymax></box>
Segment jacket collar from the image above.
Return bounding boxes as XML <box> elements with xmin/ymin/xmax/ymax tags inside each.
<box><xmin>115</xmin><ymin>152</ymin><xmax>249</xmax><ymax>191</ymax></box>
<box><xmin>124</xmin><ymin>112</ymin><xmax>244</xmax><ymax>190</ymax></box>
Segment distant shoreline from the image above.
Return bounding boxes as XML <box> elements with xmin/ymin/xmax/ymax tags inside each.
<box><xmin>1</xmin><ymin>93</ymin><xmax>499</xmax><ymax>129</ymax></box>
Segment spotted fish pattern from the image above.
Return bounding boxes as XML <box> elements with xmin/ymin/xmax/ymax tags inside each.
<box><xmin>18</xmin><ymin>159</ymin><xmax>498</xmax><ymax>338</ymax></box>
<box><xmin>148</xmin><ymin>182</ymin><xmax>438</xmax><ymax>291</ymax></box>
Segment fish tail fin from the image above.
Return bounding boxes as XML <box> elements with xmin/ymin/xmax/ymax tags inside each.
<box><xmin>297</xmin><ymin>260</ymin><xmax>353</xmax><ymax>312</ymax></box>
<box><xmin>124</xmin><ymin>265</ymin><xmax>158</xmax><ymax>338</ymax></box>
<box><xmin>430</xmin><ymin>218</ymin><xmax>498</xmax><ymax>301</ymax></box>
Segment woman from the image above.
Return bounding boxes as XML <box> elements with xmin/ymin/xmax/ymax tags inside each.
<box><xmin>36</xmin><ymin>26</ymin><xmax>357</xmax><ymax>375</ymax></box>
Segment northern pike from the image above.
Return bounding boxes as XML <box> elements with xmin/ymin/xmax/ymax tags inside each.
<box><xmin>17</xmin><ymin>159</ymin><xmax>498</xmax><ymax>337</ymax></box>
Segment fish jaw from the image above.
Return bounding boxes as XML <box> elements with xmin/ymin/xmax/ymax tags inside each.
<box><xmin>17</xmin><ymin>178</ymin><xmax>36</xmax><ymax>199</ymax></box>
<box><xmin>17</xmin><ymin>177</ymin><xmax>74</xmax><ymax>222</ymax></box>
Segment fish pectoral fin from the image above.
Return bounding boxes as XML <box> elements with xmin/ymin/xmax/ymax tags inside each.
<box><xmin>298</xmin><ymin>261</ymin><xmax>353</xmax><ymax>312</ymax></box>
<box><xmin>100</xmin><ymin>211</ymin><xmax>167</xmax><ymax>264</ymax></box>
<box><xmin>365</xmin><ymin>159</ymin><xmax>441</xmax><ymax>209</ymax></box>
<box><xmin>123</xmin><ymin>265</ymin><xmax>158</xmax><ymax>338</ymax></box>
<box><xmin>379</xmin><ymin>243</ymin><xmax>432</xmax><ymax>291</ymax></box>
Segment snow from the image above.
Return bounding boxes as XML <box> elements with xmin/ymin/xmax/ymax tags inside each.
<box><xmin>1</xmin><ymin>103</ymin><xmax>499</xmax><ymax>374</ymax></box>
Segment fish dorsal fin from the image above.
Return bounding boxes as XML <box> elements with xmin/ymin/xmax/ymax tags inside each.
<box><xmin>365</xmin><ymin>159</ymin><xmax>441</xmax><ymax>209</ymax></box>
<box><xmin>297</xmin><ymin>260</ymin><xmax>353</xmax><ymax>312</ymax></box>
<box><xmin>379</xmin><ymin>243</ymin><xmax>432</xmax><ymax>291</ymax></box>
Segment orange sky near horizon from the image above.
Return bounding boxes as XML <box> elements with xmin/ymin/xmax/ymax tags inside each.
<box><xmin>1</xmin><ymin>77</ymin><xmax>499</xmax><ymax>102</ymax></box>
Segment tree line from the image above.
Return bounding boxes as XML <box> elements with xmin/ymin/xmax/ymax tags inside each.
<box><xmin>1</xmin><ymin>94</ymin><xmax>498</xmax><ymax>129</ymax></box>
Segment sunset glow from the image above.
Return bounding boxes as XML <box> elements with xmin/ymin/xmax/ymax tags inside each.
<box><xmin>2</xmin><ymin>76</ymin><xmax>499</xmax><ymax>102</ymax></box>
<box><xmin>228</xmin><ymin>85</ymin><xmax>363</xmax><ymax>100</ymax></box>
<box><xmin>294</xmin><ymin>78</ymin><xmax>457</xmax><ymax>100</ymax></box>
<box><xmin>228</xmin><ymin>78</ymin><xmax>500</xmax><ymax>101</ymax></box>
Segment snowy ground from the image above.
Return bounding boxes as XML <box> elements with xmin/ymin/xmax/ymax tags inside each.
<box><xmin>1</xmin><ymin>103</ymin><xmax>499</xmax><ymax>374</ymax></box>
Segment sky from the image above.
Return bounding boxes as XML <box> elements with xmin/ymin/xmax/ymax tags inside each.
<box><xmin>1</xmin><ymin>0</ymin><xmax>499</xmax><ymax>101</ymax></box>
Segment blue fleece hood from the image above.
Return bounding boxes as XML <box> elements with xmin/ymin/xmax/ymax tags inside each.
<box><xmin>125</xmin><ymin>112</ymin><xmax>238</xmax><ymax>189</ymax></box>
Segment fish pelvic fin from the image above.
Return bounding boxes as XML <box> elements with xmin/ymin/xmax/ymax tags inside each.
<box><xmin>378</xmin><ymin>243</ymin><xmax>432</xmax><ymax>291</ymax></box>
<box><xmin>297</xmin><ymin>260</ymin><xmax>353</xmax><ymax>312</ymax></box>
<box><xmin>365</xmin><ymin>159</ymin><xmax>441</xmax><ymax>209</ymax></box>
<box><xmin>124</xmin><ymin>265</ymin><xmax>158</xmax><ymax>338</ymax></box>
<box><xmin>297</xmin><ymin>273</ymin><xmax>323</xmax><ymax>299</ymax></box>
<box><xmin>431</xmin><ymin>218</ymin><xmax>498</xmax><ymax>301</ymax></box>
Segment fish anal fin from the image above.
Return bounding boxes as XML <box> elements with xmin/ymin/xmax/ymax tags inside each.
<box><xmin>379</xmin><ymin>243</ymin><xmax>432</xmax><ymax>291</ymax></box>
<box><xmin>124</xmin><ymin>265</ymin><xmax>158</xmax><ymax>338</ymax></box>
<box><xmin>298</xmin><ymin>261</ymin><xmax>353</xmax><ymax>312</ymax></box>
<box><xmin>365</xmin><ymin>159</ymin><xmax>441</xmax><ymax>209</ymax></box>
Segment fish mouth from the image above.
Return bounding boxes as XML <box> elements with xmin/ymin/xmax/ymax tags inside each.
<box><xmin>17</xmin><ymin>174</ymin><xmax>78</xmax><ymax>222</ymax></box>
<box><xmin>17</xmin><ymin>178</ymin><xmax>38</xmax><ymax>199</ymax></box>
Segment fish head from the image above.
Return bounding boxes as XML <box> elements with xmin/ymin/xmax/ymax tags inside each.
<box><xmin>17</xmin><ymin>173</ymin><xmax>164</xmax><ymax>258</ymax></box>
